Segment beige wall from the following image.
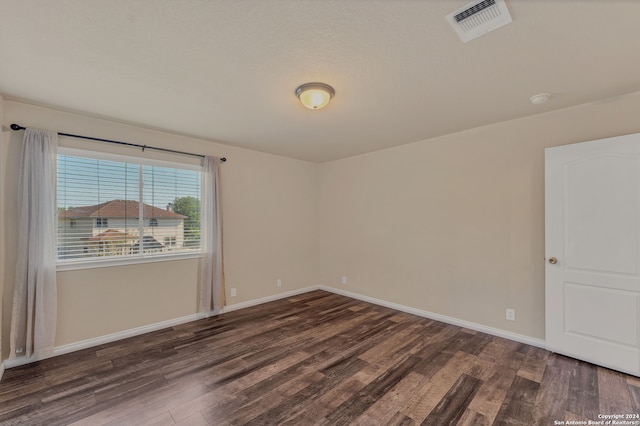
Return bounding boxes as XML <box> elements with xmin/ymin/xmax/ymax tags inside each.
<box><xmin>317</xmin><ymin>91</ymin><xmax>640</xmax><ymax>340</ymax></box>
<box><xmin>1</xmin><ymin>100</ymin><xmax>318</xmax><ymax>356</ymax></box>
<box><xmin>3</xmin><ymin>91</ymin><xmax>640</xmax><ymax>361</ymax></box>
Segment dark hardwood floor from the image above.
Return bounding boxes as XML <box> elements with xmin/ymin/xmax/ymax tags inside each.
<box><xmin>1</xmin><ymin>290</ymin><xmax>638</xmax><ymax>425</ymax></box>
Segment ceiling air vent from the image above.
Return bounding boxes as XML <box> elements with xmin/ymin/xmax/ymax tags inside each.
<box><xmin>446</xmin><ymin>0</ymin><xmax>512</xmax><ymax>43</ymax></box>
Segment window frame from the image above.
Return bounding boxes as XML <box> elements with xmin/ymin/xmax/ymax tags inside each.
<box><xmin>164</xmin><ymin>236</ymin><xmax>177</xmax><ymax>247</ymax></box>
<box><xmin>56</xmin><ymin>146</ymin><xmax>204</xmax><ymax>271</ymax></box>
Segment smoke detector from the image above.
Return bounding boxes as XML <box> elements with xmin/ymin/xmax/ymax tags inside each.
<box><xmin>446</xmin><ymin>0</ymin><xmax>512</xmax><ymax>43</ymax></box>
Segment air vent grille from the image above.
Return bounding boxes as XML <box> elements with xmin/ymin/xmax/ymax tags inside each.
<box><xmin>446</xmin><ymin>0</ymin><xmax>512</xmax><ymax>43</ymax></box>
<box><xmin>454</xmin><ymin>0</ymin><xmax>496</xmax><ymax>23</ymax></box>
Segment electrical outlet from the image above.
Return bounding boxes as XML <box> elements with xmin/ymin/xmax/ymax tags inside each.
<box><xmin>277</xmin><ymin>279</ymin><xmax>282</xmax><ymax>287</ymax></box>
<box><xmin>506</xmin><ymin>308</ymin><xmax>515</xmax><ymax>321</ymax></box>
<box><xmin>231</xmin><ymin>287</ymin><xmax>237</xmax><ymax>297</ymax></box>
<box><xmin>341</xmin><ymin>276</ymin><xmax>347</xmax><ymax>285</ymax></box>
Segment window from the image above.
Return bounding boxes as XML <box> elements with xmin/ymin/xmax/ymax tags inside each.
<box><xmin>57</xmin><ymin>148</ymin><xmax>202</xmax><ymax>266</ymax></box>
<box><xmin>164</xmin><ymin>236</ymin><xmax>176</xmax><ymax>247</ymax></box>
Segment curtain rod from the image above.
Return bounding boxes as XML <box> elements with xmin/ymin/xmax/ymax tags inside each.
<box><xmin>9</xmin><ymin>124</ymin><xmax>227</xmax><ymax>162</ymax></box>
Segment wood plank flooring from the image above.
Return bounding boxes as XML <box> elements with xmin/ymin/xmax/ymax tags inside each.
<box><xmin>1</xmin><ymin>290</ymin><xmax>639</xmax><ymax>425</ymax></box>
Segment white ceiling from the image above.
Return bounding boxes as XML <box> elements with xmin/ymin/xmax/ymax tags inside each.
<box><xmin>1</xmin><ymin>0</ymin><xmax>639</xmax><ymax>163</ymax></box>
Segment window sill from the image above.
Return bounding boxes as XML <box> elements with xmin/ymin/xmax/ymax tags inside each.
<box><xmin>56</xmin><ymin>251</ymin><xmax>204</xmax><ymax>272</ymax></box>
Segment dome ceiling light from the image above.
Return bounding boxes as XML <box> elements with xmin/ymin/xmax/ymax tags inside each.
<box><xmin>295</xmin><ymin>82</ymin><xmax>335</xmax><ymax>110</ymax></box>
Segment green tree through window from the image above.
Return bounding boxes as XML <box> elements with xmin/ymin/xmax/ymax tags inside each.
<box><xmin>171</xmin><ymin>196</ymin><xmax>201</xmax><ymax>246</ymax></box>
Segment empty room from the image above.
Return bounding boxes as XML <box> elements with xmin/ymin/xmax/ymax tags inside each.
<box><xmin>1</xmin><ymin>0</ymin><xmax>640</xmax><ymax>424</ymax></box>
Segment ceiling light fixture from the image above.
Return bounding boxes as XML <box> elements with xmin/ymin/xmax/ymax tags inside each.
<box><xmin>295</xmin><ymin>83</ymin><xmax>335</xmax><ymax>110</ymax></box>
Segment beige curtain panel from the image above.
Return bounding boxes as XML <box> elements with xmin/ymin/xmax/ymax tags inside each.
<box><xmin>199</xmin><ymin>156</ymin><xmax>225</xmax><ymax>315</ymax></box>
<box><xmin>10</xmin><ymin>128</ymin><xmax>58</xmax><ymax>359</ymax></box>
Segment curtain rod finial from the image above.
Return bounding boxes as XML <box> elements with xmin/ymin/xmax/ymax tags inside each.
<box><xmin>10</xmin><ymin>124</ymin><xmax>25</xmax><ymax>131</ymax></box>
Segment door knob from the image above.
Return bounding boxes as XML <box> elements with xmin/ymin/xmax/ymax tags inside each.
<box><xmin>548</xmin><ymin>257</ymin><xmax>558</xmax><ymax>264</ymax></box>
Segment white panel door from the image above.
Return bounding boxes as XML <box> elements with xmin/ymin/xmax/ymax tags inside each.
<box><xmin>546</xmin><ymin>133</ymin><xmax>640</xmax><ymax>377</ymax></box>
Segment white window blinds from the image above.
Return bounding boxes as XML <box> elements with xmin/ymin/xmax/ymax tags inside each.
<box><xmin>56</xmin><ymin>148</ymin><xmax>202</xmax><ymax>264</ymax></box>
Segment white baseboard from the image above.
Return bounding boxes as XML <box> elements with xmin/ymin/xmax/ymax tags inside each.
<box><xmin>222</xmin><ymin>285</ymin><xmax>322</xmax><ymax>313</ymax></box>
<box><xmin>317</xmin><ymin>285</ymin><xmax>546</xmax><ymax>349</ymax></box>
<box><xmin>3</xmin><ymin>313</ymin><xmax>200</xmax><ymax>369</ymax></box>
<box><xmin>2</xmin><ymin>284</ymin><xmax>545</xmax><ymax>372</ymax></box>
<box><xmin>2</xmin><ymin>286</ymin><xmax>322</xmax><ymax>370</ymax></box>
<box><xmin>0</xmin><ymin>361</ymin><xmax>5</xmax><ymax>382</ymax></box>
<box><xmin>219</xmin><ymin>284</ymin><xmax>545</xmax><ymax>348</ymax></box>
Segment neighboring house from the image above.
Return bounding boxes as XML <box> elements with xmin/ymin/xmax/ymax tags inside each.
<box><xmin>57</xmin><ymin>200</ymin><xmax>187</xmax><ymax>259</ymax></box>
